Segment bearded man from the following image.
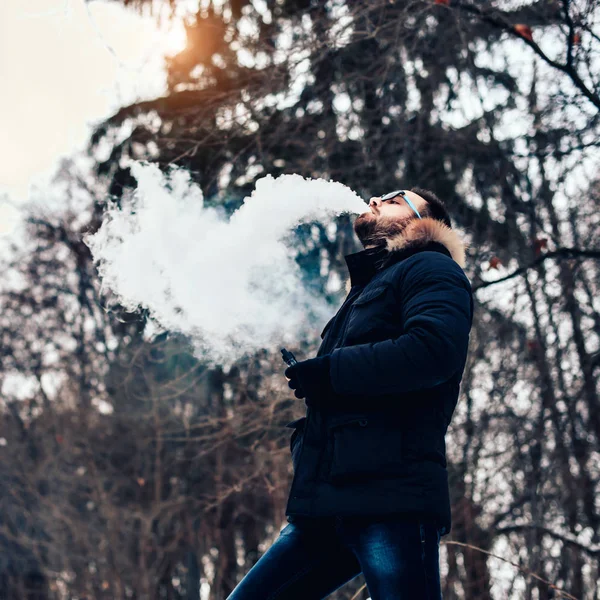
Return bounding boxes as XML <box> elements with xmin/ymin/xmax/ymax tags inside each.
<box><xmin>228</xmin><ymin>188</ymin><xmax>474</xmax><ymax>599</ymax></box>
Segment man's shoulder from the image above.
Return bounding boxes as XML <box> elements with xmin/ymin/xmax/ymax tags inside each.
<box><xmin>381</xmin><ymin>250</ymin><xmax>471</xmax><ymax>289</ymax></box>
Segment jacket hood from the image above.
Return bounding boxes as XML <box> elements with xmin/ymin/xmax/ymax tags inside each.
<box><xmin>383</xmin><ymin>217</ymin><xmax>468</xmax><ymax>269</ymax></box>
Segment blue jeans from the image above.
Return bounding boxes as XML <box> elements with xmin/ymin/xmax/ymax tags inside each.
<box><xmin>227</xmin><ymin>514</ymin><xmax>442</xmax><ymax>599</ymax></box>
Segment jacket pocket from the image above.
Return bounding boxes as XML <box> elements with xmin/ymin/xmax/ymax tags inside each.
<box><xmin>285</xmin><ymin>417</ymin><xmax>306</xmax><ymax>469</ymax></box>
<box><xmin>345</xmin><ymin>284</ymin><xmax>398</xmax><ymax>343</ymax></box>
<box><xmin>352</xmin><ymin>284</ymin><xmax>389</xmax><ymax>306</ymax></box>
<box><xmin>326</xmin><ymin>414</ymin><xmax>404</xmax><ymax>484</ymax></box>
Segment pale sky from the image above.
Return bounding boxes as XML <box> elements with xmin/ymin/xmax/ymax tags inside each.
<box><xmin>0</xmin><ymin>0</ymin><xmax>188</xmax><ymax>232</ymax></box>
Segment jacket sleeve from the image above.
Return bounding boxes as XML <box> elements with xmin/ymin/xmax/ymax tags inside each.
<box><xmin>329</xmin><ymin>252</ymin><xmax>473</xmax><ymax>396</ymax></box>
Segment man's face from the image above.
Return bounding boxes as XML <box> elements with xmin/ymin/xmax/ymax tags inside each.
<box><xmin>353</xmin><ymin>191</ymin><xmax>428</xmax><ymax>248</ymax></box>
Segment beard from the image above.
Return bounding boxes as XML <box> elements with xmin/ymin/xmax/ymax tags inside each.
<box><xmin>353</xmin><ymin>212</ymin><xmax>417</xmax><ymax>248</ymax></box>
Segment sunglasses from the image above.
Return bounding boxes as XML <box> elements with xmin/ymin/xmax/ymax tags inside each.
<box><xmin>379</xmin><ymin>190</ymin><xmax>422</xmax><ymax>219</ymax></box>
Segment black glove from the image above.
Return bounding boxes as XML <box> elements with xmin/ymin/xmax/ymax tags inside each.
<box><xmin>284</xmin><ymin>355</ymin><xmax>338</xmax><ymax>408</ymax></box>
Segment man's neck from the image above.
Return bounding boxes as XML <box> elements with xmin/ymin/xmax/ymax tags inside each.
<box><xmin>345</xmin><ymin>244</ymin><xmax>389</xmax><ymax>287</ymax></box>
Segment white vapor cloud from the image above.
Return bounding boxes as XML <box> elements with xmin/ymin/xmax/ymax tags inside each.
<box><xmin>85</xmin><ymin>162</ymin><xmax>368</xmax><ymax>364</ymax></box>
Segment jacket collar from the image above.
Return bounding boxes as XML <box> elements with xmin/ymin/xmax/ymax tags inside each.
<box><xmin>344</xmin><ymin>245</ymin><xmax>389</xmax><ymax>287</ymax></box>
<box><xmin>344</xmin><ymin>217</ymin><xmax>468</xmax><ymax>288</ymax></box>
<box><xmin>383</xmin><ymin>217</ymin><xmax>467</xmax><ymax>269</ymax></box>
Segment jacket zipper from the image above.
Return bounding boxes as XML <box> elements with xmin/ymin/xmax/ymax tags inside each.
<box><xmin>337</xmin><ymin>300</ymin><xmax>355</xmax><ymax>346</ymax></box>
<box><xmin>288</xmin><ymin>287</ymin><xmax>362</xmax><ymax>507</ymax></box>
<box><xmin>288</xmin><ymin>405</ymin><xmax>310</xmax><ymax>503</ymax></box>
<box><xmin>332</xmin><ymin>285</ymin><xmax>365</xmax><ymax>348</ymax></box>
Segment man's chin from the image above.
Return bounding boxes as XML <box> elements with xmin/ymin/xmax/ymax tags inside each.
<box><xmin>354</xmin><ymin>213</ymin><xmax>411</xmax><ymax>247</ymax></box>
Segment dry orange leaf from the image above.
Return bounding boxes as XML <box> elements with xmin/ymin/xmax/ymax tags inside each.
<box><xmin>434</xmin><ymin>0</ymin><xmax>450</xmax><ymax>5</ymax></box>
<box><xmin>573</xmin><ymin>32</ymin><xmax>581</xmax><ymax>44</ymax></box>
<box><xmin>489</xmin><ymin>256</ymin><xmax>502</xmax><ymax>269</ymax></box>
<box><xmin>534</xmin><ymin>237</ymin><xmax>548</xmax><ymax>256</ymax></box>
<box><xmin>514</xmin><ymin>24</ymin><xmax>533</xmax><ymax>42</ymax></box>
<box><xmin>137</xmin><ymin>478</ymin><xmax>146</xmax><ymax>486</ymax></box>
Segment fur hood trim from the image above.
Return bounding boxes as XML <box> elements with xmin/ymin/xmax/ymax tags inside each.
<box><xmin>385</xmin><ymin>217</ymin><xmax>468</xmax><ymax>269</ymax></box>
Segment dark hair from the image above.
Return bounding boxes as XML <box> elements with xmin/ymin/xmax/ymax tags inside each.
<box><xmin>410</xmin><ymin>187</ymin><xmax>452</xmax><ymax>229</ymax></box>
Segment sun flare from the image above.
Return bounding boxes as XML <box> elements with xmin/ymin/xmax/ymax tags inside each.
<box><xmin>160</xmin><ymin>21</ymin><xmax>188</xmax><ymax>56</ymax></box>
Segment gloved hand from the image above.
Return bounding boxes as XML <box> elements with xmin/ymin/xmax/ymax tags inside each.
<box><xmin>284</xmin><ymin>355</ymin><xmax>338</xmax><ymax>408</ymax></box>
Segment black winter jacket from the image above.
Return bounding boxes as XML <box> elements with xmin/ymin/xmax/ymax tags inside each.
<box><xmin>284</xmin><ymin>217</ymin><xmax>474</xmax><ymax>537</ymax></box>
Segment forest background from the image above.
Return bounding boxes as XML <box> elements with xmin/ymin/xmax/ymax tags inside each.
<box><xmin>1</xmin><ymin>1</ymin><xmax>599</xmax><ymax>599</ymax></box>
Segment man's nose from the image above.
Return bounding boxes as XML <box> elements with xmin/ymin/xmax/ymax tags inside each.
<box><xmin>369</xmin><ymin>197</ymin><xmax>382</xmax><ymax>208</ymax></box>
